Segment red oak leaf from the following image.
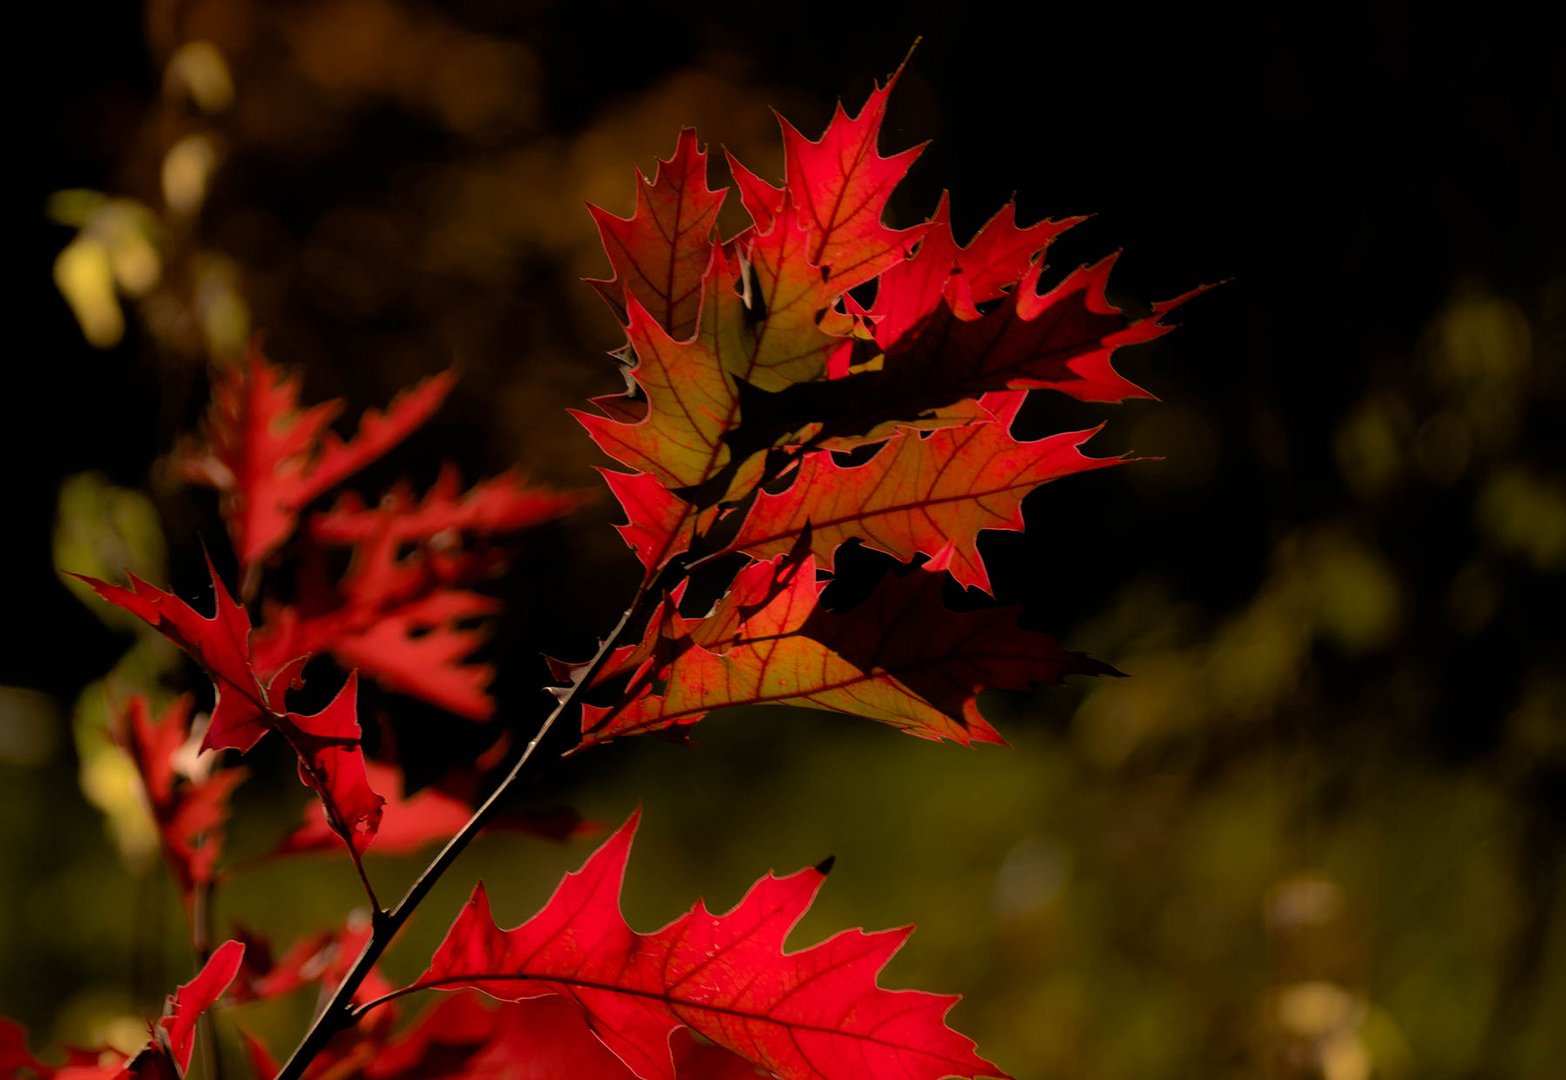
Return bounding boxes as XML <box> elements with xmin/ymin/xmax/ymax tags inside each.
<box><xmin>874</xmin><ymin>253</ymin><xmax>1199</xmax><ymax>407</ymax></box>
<box><xmin>238</xmin><ymin>991</ymin><xmax>759</xmax><ymax>1080</ymax></box>
<box><xmin>868</xmin><ymin>194</ymin><xmax>1081</xmax><ymax>357</ymax></box>
<box><xmin>308</xmin><ymin>464</ymin><xmax>581</xmax><ymax>548</ymax></box>
<box><xmin>361</xmin><ymin>993</ymin><xmax>761</xmax><ymax>1080</ymax></box>
<box><xmin>150</xmin><ymin>940</ymin><xmax>245</xmax><ymax>1075</ymax></box>
<box><xmin>117</xmin><ymin>695</ymin><xmax>244</xmax><ymax>900</ymax></box>
<box><xmin>727</xmin><ymin>392</ymin><xmax>1126</xmax><ymax>593</ymax></box>
<box><xmin>179</xmin><ymin>344</ymin><xmax>455</xmax><ymax>573</ymax></box>
<box><xmin>583</xmin><ymin>556</ymin><xmax>1111</xmax><ymax>748</ymax></box>
<box><xmin>77</xmin><ymin>557</ymin><xmax>274</xmax><ymax>752</ymax></box>
<box><xmin>256</xmin><ymin>587</ymin><xmax>500</xmax><ymax>722</ymax></box>
<box><xmin>81</xmin><ymin>565</ymin><xmax>385</xmax><ymax>859</ymax></box>
<box><xmin>413</xmin><ymin>813</ymin><xmax>1005</xmax><ymax>1080</ymax></box>
<box><xmin>574</xmin><ymin>254</ymin><xmax>741</xmax><ymax>493</ymax></box>
<box><xmin>254</xmin><ymin>463</ymin><xmax>576</xmax><ymax>720</ymax></box>
<box><xmin>728</xmin><ymin>75</ymin><xmax>924</xmax><ymax>294</ymax></box>
<box><xmin>278</xmin><ymin>672</ymin><xmax>384</xmax><ymax>856</ymax></box>
<box><xmin>598</xmin><ymin>468</ymin><xmax>703</xmax><ymax>580</ymax></box>
<box><xmin>590</xmin><ymin>128</ymin><xmax>728</xmax><ymax>340</ymax></box>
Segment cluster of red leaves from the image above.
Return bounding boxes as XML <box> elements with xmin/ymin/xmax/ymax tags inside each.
<box><xmin>76</xmin><ymin>348</ymin><xmax>579</xmax><ymax>878</ymax></box>
<box><xmin>569</xmin><ymin>73</ymin><xmax>1195</xmax><ymax>751</ymax></box>
<box><xmin>18</xmin><ymin>67</ymin><xmax>1195</xmax><ymax>1080</ymax></box>
<box><xmin>13</xmin><ymin>347</ymin><xmax>578</xmax><ymax>1073</ymax></box>
<box><xmin>362</xmin><ymin>71</ymin><xmax>1191</xmax><ymax>1080</ymax></box>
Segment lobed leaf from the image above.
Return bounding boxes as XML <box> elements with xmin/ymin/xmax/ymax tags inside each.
<box><xmin>413</xmin><ymin>812</ymin><xmax>1006</xmax><ymax>1080</ymax></box>
<box><xmin>77</xmin><ymin>556</ymin><xmax>274</xmax><ymax>752</ymax></box>
<box><xmin>179</xmin><ymin>344</ymin><xmax>454</xmax><ymax>574</ymax></box>
<box><xmin>80</xmin><ymin>562</ymin><xmax>385</xmax><ymax>860</ymax></box>
<box><xmin>308</xmin><ymin>464</ymin><xmax>581</xmax><ymax>548</ymax></box>
<box><xmin>582</xmin><ymin>556</ymin><xmax>1111</xmax><ymax>747</ymax></box>
<box><xmin>589</xmin><ymin>128</ymin><xmax>728</xmax><ymax>341</ymax></box>
<box><xmin>727</xmin><ymin>393</ymin><xmax>1126</xmax><ymax>594</ymax></box>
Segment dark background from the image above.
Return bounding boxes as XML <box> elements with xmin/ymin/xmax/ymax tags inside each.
<box><xmin>8</xmin><ymin>2</ymin><xmax>1562</xmax><ymax>1076</ymax></box>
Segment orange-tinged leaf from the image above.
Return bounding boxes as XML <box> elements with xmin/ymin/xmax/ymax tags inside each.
<box><xmin>728</xmin><ymin>393</ymin><xmax>1125</xmax><ymax>593</ymax></box>
<box><xmin>732</xmin><ymin>199</ymin><xmax>860</xmax><ymax>391</ymax></box>
<box><xmin>414</xmin><ymin>813</ymin><xmax>1005</xmax><ymax>1080</ymax></box>
<box><xmin>575</xmin><ymin>268</ymin><xmax>740</xmax><ymax>493</ymax></box>
<box><xmin>583</xmin><ymin>556</ymin><xmax>1110</xmax><ymax>747</ymax></box>
<box><xmin>590</xmin><ymin>128</ymin><xmax>728</xmax><ymax>341</ymax></box>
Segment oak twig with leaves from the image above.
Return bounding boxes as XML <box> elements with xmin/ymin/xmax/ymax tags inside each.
<box><xmin>10</xmin><ymin>63</ymin><xmax>1199</xmax><ymax>1080</ymax></box>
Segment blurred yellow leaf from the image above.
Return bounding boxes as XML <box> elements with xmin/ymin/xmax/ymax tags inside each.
<box><xmin>53</xmin><ymin>238</ymin><xmax>123</xmax><ymax>348</ymax></box>
<box><xmin>164</xmin><ymin>40</ymin><xmax>234</xmax><ymax>114</ymax></box>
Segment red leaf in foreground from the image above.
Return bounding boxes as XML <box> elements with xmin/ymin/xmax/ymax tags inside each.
<box><xmin>179</xmin><ymin>344</ymin><xmax>454</xmax><ymax>573</ymax></box>
<box><xmin>238</xmin><ymin>991</ymin><xmax>759</xmax><ymax>1080</ymax></box>
<box><xmin>360</xmin><ymin>993</ymin><xmax>760</xmax><ymax>1080</ymax></box>
<box><xmin>413</xmin><ymin>813</ymin><xmax>1005</xmax><ymax>1080</ymax></box>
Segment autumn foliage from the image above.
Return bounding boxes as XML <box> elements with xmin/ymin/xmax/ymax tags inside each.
<box><xmin>10</xmin><ymin>64</ymin><xmax>1195</xmax><ymax>1080</ymax></box>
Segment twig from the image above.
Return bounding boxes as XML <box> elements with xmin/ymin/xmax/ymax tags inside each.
<box><xmin>273</xmin><ymin>574</ymin><xmax>670</xmax><ymax>1080</ymax></box>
